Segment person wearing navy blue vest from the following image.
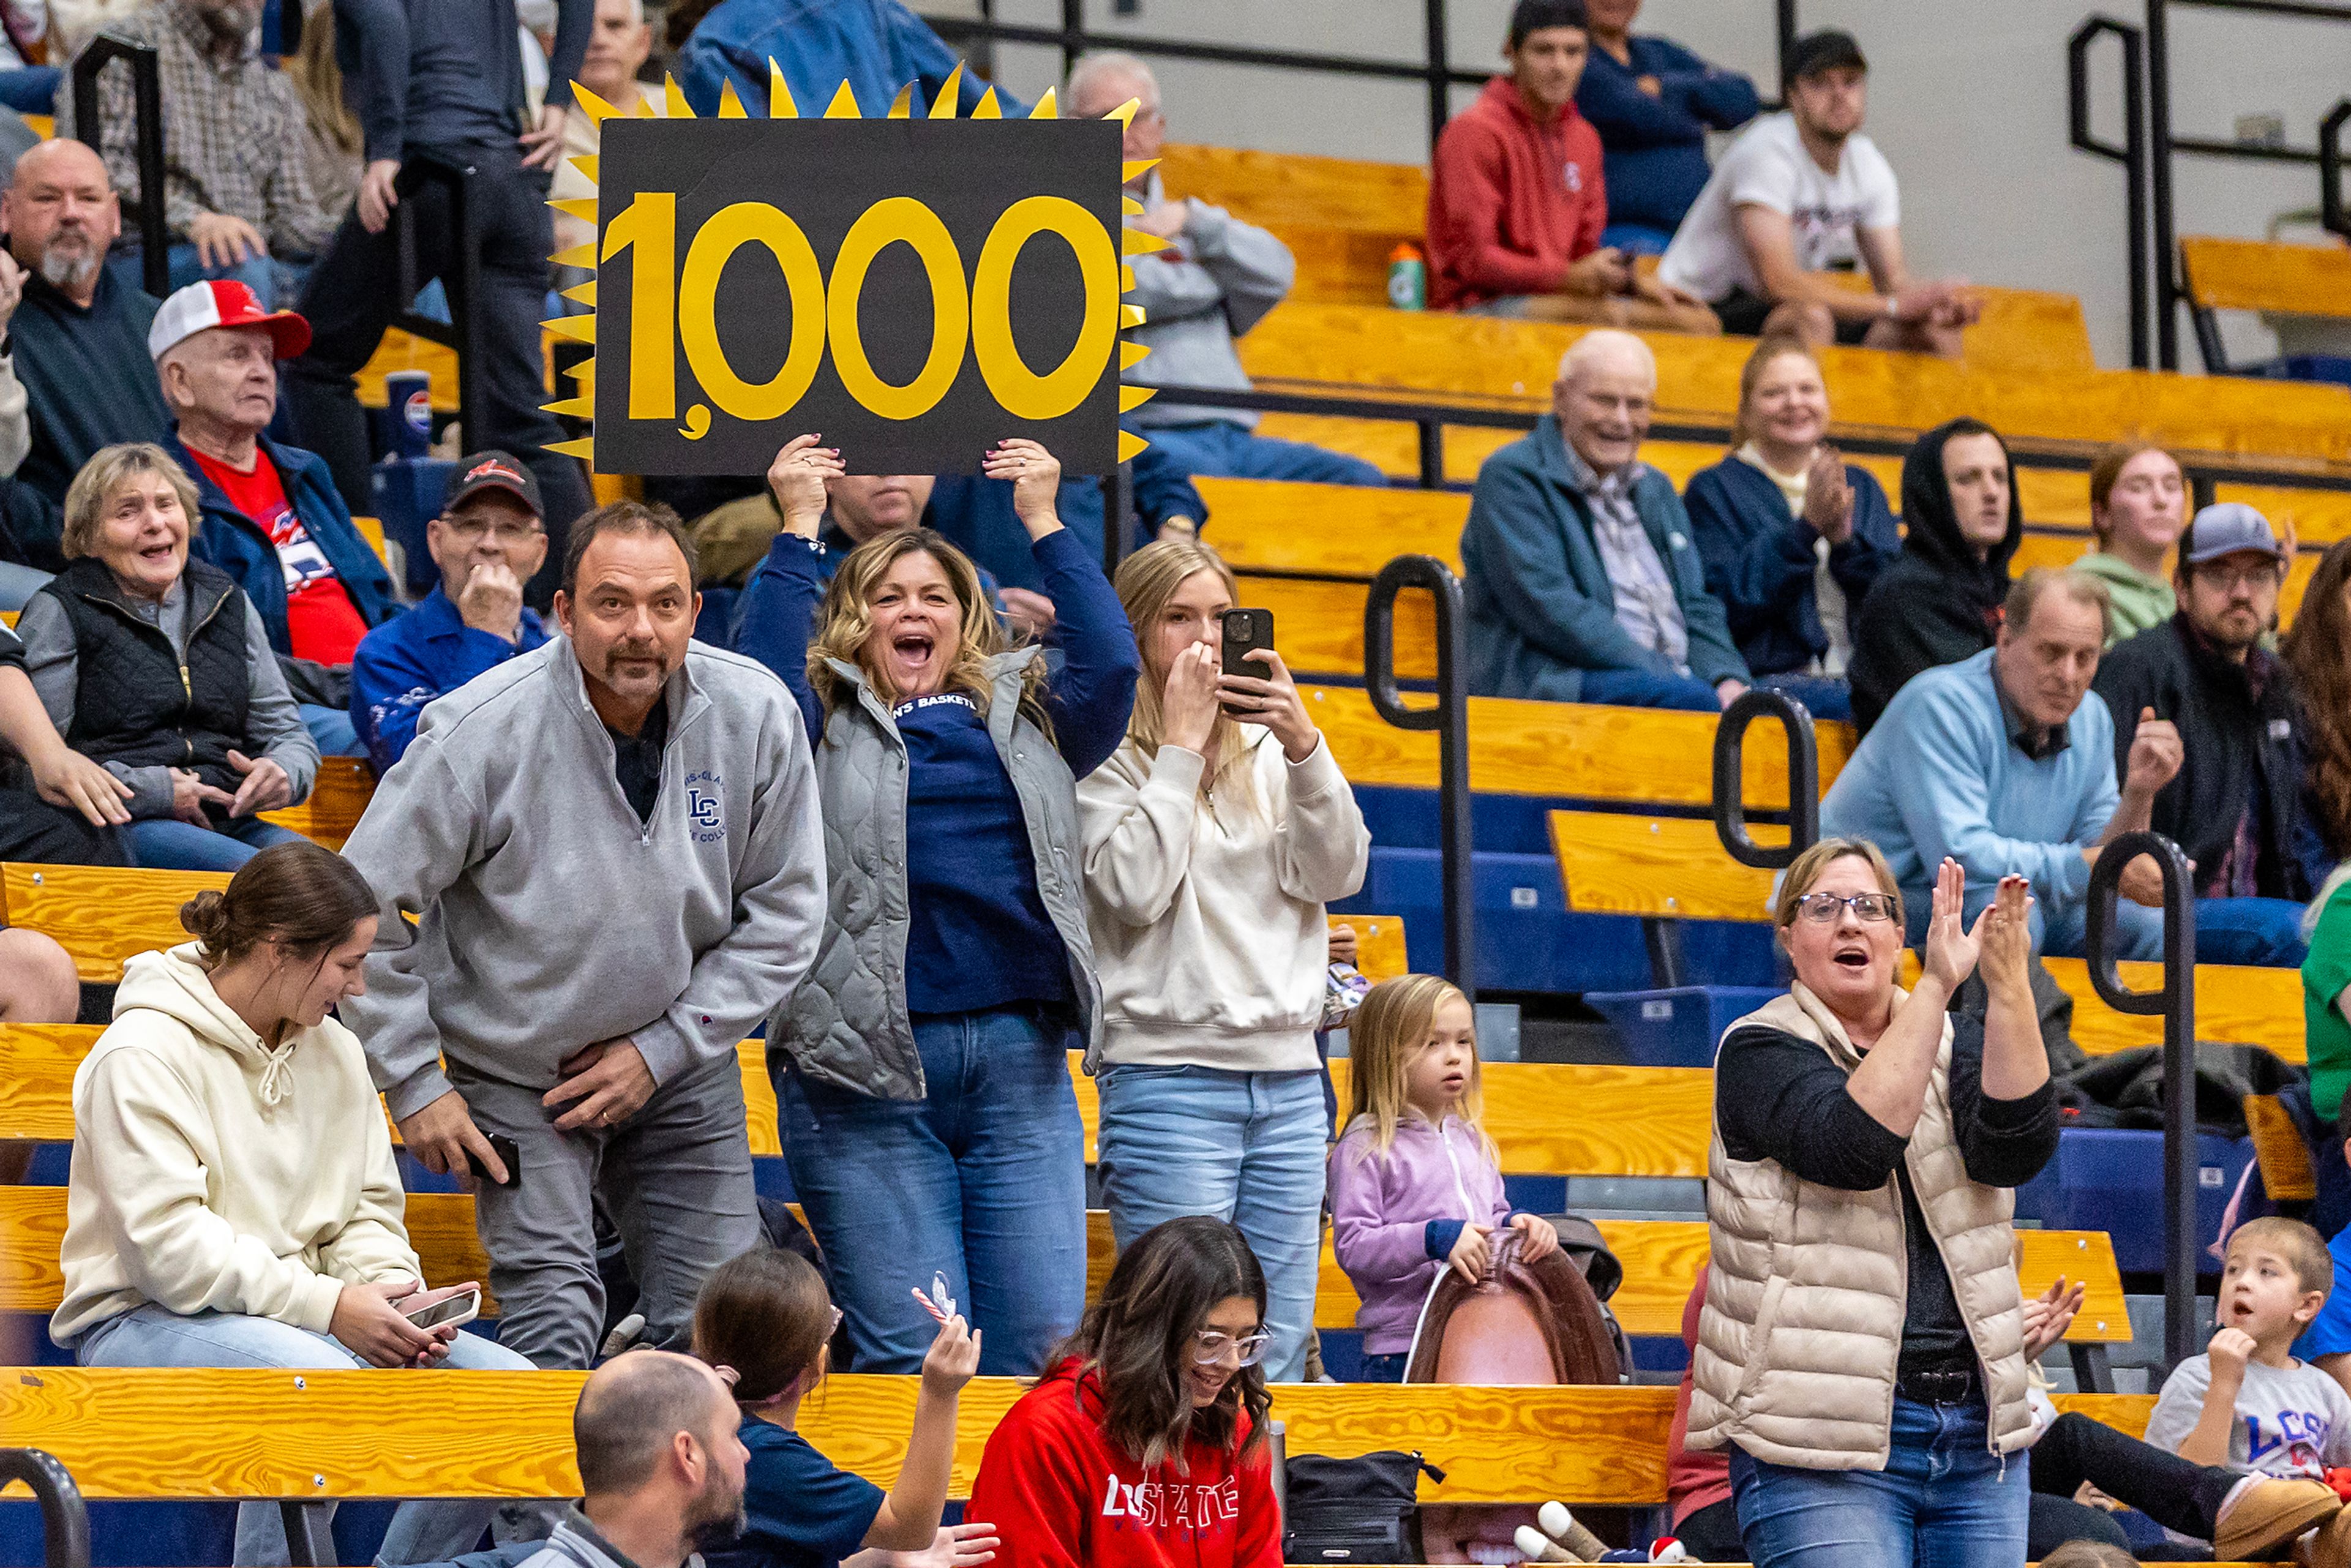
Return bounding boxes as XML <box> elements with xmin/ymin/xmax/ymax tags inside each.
<box><xmin>348</xmin><ymin>451</ymin><xmax>550</xmax><ymax>775</ymax></box>
<box><xmin>1684</xmin><ymin>337</ymin><xmax>1897</xmax><ymax>723</ymax></box>
<box><xmin>746</xmin><ymin>433</ymin><xmax>1140</xmax><ymax>1378</ymax></box>
<box><xmin>151</xmin><ymin>280</ymin><xmax>396</xmax><ymax>760</ymax></box>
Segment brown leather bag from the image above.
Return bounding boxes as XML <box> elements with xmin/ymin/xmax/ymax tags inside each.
<box><xmin>1401</xmin><ymin>1230</ymin><xmax>1622</xmax><ymax>1387</ymax></box>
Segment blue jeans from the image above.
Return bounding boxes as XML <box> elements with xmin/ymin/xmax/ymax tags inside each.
<box><xmin>1727</xmin><ymin>1395</ymin><xmax>2030</xmax><ymax>1568</ymax></box>
<box><xmin>0</xmin><ymin>558</ymin><xmax>50</xmax><ymax>611</ymax></box>
<box><xmin>301</xmin><ymin>703</ymin><xmax>364</xmax><ymax>758</ymax></box>
<box><xmin>1097</xmin><ymin>1063</ymin><xmax>1327</xmax><ymax>1382</ymax></box>
<box><xmin>109</xmin><ymin>244</ymin><xmax>309</xmax><ymax>310</ymax></box>
<box><xmin>1358</xmin><ymin>1351</ymin><xmax>1407</xmax><ymax>1382</ymax></box>
<box><xmin>1140</xmin><ymin>419</ymin><xmax>1389</xmax><ymax>488</ymax></box>
<box><xmin>1753</xmin><ymin>672</ymin><xmax>1854</xmax><ymax>723</ymax></box>
<box><xmin>778</xmin><ymin>1003</ymin><xmax>1087</xmax><ymax>1377</ymax></box>
<box><xmin>2038</xmin><ymin>893</ymin><xmax>2309</xmax><ymax>967</ymax></box>
<box><xmin>1600</xmin><ymin>221</ymin><xmax>1676</xmax><ymax>257</ymax></box>
<box><xmin>1580</xmin><ymin>667</ymin><xmax>1723</xmax><ymax>711</ymax></box>
<box><xmin>124</xmin><ymin>815</ymin><xmax>306</xmax><ymax>871</ymax></box>
<box><xmin>78</xmin><ymin>1303</ymin><xmax>536</xmax><ymax>1566</ymax></box>
<box><xmin>0</xmin><ymin>66</ymin><xmax>59</xmax><ymax>114</ymax></box>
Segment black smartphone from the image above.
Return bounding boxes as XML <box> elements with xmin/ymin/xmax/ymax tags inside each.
<box><xmin>465</xmin><ymin>1134</ymin><xmax>522</xmax><ymax>1188</ymax></box>
<box><xmin>1220</xmin><ymin>608</ymin><xmax>1275</xmax><ymax>682</ymax></box>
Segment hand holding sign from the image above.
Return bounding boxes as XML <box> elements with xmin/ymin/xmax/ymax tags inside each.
<box><xmin>767</xmin><ymin>434</ymin><xmax>845</xmax><ymax>536</ymax></box>
<box><xmin>980</xmin><ymin>438</ymin><xmax>1063</xmax><ymax>536</ymax></box>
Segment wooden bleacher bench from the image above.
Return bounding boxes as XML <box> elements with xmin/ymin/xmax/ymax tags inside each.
<box><xmin>1545</xmin><ymin>809</ymin><xmax>2309</xmax><ymax>1063</ymax></box>
<box><xmin>0</xmin><ymin>1367</ymin><xmax>2160</xmax><ymax>1511</ymax></box>
<box><xmin>2181</xmin><ymin>236</ymin><xmax>2351</xmax><ymax>322</ymax></box>
<box><xmin>1156</xmin><ymin>142</ymin><xmax>2099</xmax><ymax>375</ymax></box>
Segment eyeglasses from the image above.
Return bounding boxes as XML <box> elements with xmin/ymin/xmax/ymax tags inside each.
<box><xmin>441</xmin><ymin>515</ymin><xmax>544</xmax><ymax>544</ymax></box>
<box><xmin>1791</xmin><ymin>891</ymin><xmax>1897</xmax><ymax>925</ymax></box>
<box><xmin>1192</xmin><ymin>1329</ymin><xmax>1272</xmax><ymax>1367</ymax></box>
<box><xmin>2194</xmin><ymin>560</ymin><xmax>2284</xmax><ymax>593</ymax></box>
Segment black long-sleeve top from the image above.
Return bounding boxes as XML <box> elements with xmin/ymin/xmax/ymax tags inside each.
<box><xmin>1715</xmin><ymin>1015</ymin><xmax>2059</xmax><ymax>1375</ymax></box>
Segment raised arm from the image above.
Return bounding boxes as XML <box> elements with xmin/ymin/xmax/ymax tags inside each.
<box><xmin>984</xmin><ymin>440</ymin><xmax>1139</xmax><ymax>776</ymax></box>
<box><xmin>735</xmin><ymin>435</ymin><xmax>842</xmax><ymax>742</ymax></box>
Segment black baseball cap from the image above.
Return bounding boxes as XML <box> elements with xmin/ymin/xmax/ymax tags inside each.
<box><xmin>1785</xmin><ymin>29</ymin><xmax>1867</xmax><ymax>86</ymax></box>
<box><xmin>444</xmin><ymin>451</ymin><xmax>544</xmax><ymax>519</ymax></box>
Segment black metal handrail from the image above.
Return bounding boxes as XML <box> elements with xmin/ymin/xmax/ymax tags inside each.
<box><xmin>1364</xmin><ymin>555</ymin><xmax>1472</xmax><ymax>999</ymax></box>
<box><xmin>2085</xmin><ymin>829</ymin><xmax>2199</xmax><ymax>1371</ymax></box>
<box><xmin>928</xmin><ymin>1</ymin><xmax>1802</xmax><ymax>152</ymax></box>
<box><xmin>2066</xmin><ymin>17</ymin><xmax>2150</xmax><ymax>369</ymax></box>
<box><xmin>2140</xmin><ymin>0</ymin><xmax>2351</xmax><ymax>367</ymax></box>
<box><xmin>391</xmin><ymin>157</ymin><xmax>481</xmax><ymax>453</ymax></box>
<box><xmin>69</xmin><ymin>34</ymin><xmax>167</xmax><ymax>299</ymax></box>
<box><xmin>2323</xmin><ymin>99</ymin><xmax>2351</xmax><ymax>239</ymax></box>
<box><xmin>0</xmin><ymin>1450</ymin><xmax>91</xmax><ymax>1568</ymax></box>
<box><xmin>1711</xmin><ymin>688</ymin><xmax>1818</xmax><ymax>869</ymax></box>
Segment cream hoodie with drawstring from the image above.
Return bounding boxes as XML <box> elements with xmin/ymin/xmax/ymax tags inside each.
<box><xmin>51</xmin><ymin>943</ymin><xmax>422</xmax><ymax>1346</ymax></box>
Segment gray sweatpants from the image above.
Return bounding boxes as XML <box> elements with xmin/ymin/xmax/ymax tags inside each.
<box><xmin>451</xmin><ymin>1050</ymin><xmax>763</xmax><ymax>1370</ymax></box>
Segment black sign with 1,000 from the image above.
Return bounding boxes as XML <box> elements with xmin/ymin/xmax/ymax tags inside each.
<box><xmin>589</xmin><ymin>114</ymin><xmax>1127</xmax><ymax>476</ymax></box>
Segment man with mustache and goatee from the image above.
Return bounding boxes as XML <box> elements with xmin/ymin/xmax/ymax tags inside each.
<box><xmin>339</xmin><ymin>501</ymin><xmax>825</xmax><ymax>1374</ymax></box>
<box><xmin>2</xmin><ymin>140</ymin><xmax>173</xmax><ymax>537</ymax></box>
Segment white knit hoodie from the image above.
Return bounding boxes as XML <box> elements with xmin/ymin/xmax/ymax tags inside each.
<box><xmin>51</xmin><ymin>943</ymin><xmax>421</xmax><ymax>1346</ymax></box>
<box><xmin>1077</xmin><ymin>728</ymin><xmax>1370</xmax><ymax>1070</ymax></box>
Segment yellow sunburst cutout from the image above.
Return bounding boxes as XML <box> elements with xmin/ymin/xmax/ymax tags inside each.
<box><xmin>542</xmin><ymin>71</ymin><xmax>1158</xmax><ymax>468</ymax></box>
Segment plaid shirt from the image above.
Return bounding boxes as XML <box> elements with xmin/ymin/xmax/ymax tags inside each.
<box><xmin>56</xmin><ymin>0</ymin><xmax>335</xmax><ymax>257</ymax></box>
<box><xmin>1560</xmin><ymin>437</ymin><xmax>1690</xmax><ymax>675</ymax></box>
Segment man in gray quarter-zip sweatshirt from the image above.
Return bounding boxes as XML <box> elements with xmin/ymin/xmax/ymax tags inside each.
<box><xmin>338</xmin><ymin>503</ymin><xmax>824</xmax><ymax>1370</ymax></box>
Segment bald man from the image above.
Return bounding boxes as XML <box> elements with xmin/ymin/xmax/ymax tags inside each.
<box><xmin>518</xmin><ymin>1351</ymin><xmax>749</xmax><ymax>1568</ymax></box>
<box><xmin>1</xmin><ymin>138</ymin><xmax>172</xmax><ymax>514</ymax></box>
<box><xmin>1462</xmin><ymin>329</ymin><xmax>1748</xmax><ymax>708</ymax></box>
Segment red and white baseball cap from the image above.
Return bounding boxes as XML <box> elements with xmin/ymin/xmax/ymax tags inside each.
<box><xmin>148</xmin><ymin>279</ymin><xmax>313</xmax><ymax>364</ymax></box>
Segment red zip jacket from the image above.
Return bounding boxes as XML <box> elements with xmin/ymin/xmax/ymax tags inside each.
<box><xmin>1426</xmin><ymin>75</ymin><xmax>1608</xmax><ymax>310</ymax></box>
<box><xmin>967</xmin><ymin>1359</ymin><xmax>1281</xmax><ymax>1568</ymax></box>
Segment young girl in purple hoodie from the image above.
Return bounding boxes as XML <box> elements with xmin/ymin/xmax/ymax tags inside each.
<box><xmin>1327</xmin><ymin>975</ymin><xmax>1559</xmax><ymax>1381</ymax></box>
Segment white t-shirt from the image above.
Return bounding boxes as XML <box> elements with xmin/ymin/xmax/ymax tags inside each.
<box><xmin>1659</xmin><ymin>111</ymin><xmax>1901</xmax><ymax>304</ymax></box>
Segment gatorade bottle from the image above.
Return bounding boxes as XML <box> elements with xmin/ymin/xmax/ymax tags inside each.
<box><xmin>1387</xmin><ymin>243</ymin><xmax>1425</xmax><ymax>311</ymax></box>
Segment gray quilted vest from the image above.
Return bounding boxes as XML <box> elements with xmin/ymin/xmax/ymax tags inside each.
<box><xmin>770</xmin><ymin>648</ymin><xmax>1101</xmax><ymax>1100</ymax></box>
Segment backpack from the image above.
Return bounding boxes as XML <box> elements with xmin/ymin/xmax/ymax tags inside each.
<box><xmin>1281</xmin><ymin>1450</ymin><xmax>1445</xmax><ymax>1564</ymax></box>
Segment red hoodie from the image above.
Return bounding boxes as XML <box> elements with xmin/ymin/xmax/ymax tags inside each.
<box><xmin>967</xmin><ymin>1359</ymin><xmax>1282</xmax><ymax>1568</ymax></box>
<box><xmin>1426</xmin><ymin>75</ymin><xmax>1608</xmax><ymax>311</ymax></box>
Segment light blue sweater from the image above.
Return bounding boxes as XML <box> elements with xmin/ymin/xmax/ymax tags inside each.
<box><xmin>1819</xmin><ymin>647</ymin><xmax>2120</xmax><ymax>939</ymax></box>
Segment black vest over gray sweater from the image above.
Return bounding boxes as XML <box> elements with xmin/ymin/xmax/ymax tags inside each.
<box><xmin>40</xmin><ymin>556</ymin><xmax>250</xmax><ymax>795</ymax></box>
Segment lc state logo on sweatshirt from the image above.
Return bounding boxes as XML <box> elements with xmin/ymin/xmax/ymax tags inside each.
<box><xmin>1100</xmin><ymin>1472</ymin><xmax>1242</xmax><ymax>1532</ymax></box>
<box><xmin>684</xmin><ymin>769</ymin><xmax>726</xmax><ymax>843</ymax></box>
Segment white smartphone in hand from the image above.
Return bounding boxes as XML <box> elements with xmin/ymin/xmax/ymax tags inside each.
<box><xmin>402</xmin><ymin>1286</ymin><xmax>481</xmax><ymax>1332</ymax></box>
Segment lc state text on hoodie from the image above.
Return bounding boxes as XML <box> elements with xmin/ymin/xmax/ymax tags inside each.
<box><xmin>53</xmin><ymin>944</ymin><xmax>421</xmax><ymax>1345</ymax></box>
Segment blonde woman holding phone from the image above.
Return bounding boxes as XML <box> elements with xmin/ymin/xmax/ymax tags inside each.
<box><xmin>1078</xmin><ymin>539</ymin><xmax>1370</xmax><ymax>1384</ymax></box>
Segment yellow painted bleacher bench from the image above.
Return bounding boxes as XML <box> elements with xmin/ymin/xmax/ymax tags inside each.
<box><xmin>0</xmin><ymin>1367</ymin><xmax>2161</xmax><ymax>1510</ymax></box>
<box><xmin>0</xmin><ymin>1184</ymin><xmax>2134</xmax><ymax>1360</ymax></box>
<box><xmin>2181</xmin><ymin>236</ymin><xmax>2351</xmax><ymax>321</ymax></box>
<box><xmin>1545</xmin><ymin>809</ymin><xmax>2308</xmax><ymax>1062</ymax></box>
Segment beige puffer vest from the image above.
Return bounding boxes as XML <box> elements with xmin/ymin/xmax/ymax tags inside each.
<box><xmin>1687</xmin><ymin>984</ymin><xmax>2035</xmax><ymax>1470</ymax></box>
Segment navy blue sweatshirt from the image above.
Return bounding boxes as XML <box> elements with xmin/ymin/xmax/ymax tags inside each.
<box><xmin>733</xmin><ymin>525</ymin><xmax>1138</xmax><ymax>1014</ymax></box>
<box><xmin>1683</xmin><ymin>454</ymin><xmax>1900</xmax><ymax>679</ymax></box>
<box><xmin>334</xmin><ymin>0</ymin><xmax>591</xmax><ymax>163</ymax></box>
<box><xmin>1575</xmin><ymin>35</ymin><xmax>1760</xmax><ymax>235</ymax></box>
<box><xmin>12</xmin><ymin>270</ymin><xmax>168</xmax><ymax>525</ymax></box>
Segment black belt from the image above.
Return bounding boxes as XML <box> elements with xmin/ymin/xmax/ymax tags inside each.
<box><xmin>1896</xmin><ymin>1360</ymin><xmax>1981</xmax><ymax>1406</ymax></box>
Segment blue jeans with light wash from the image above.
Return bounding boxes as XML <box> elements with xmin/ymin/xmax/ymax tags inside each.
<box><xmin>1097</xmin><ymin>1063</ymin><xmax>1328</xmax><ymax>1382</ymax></box>
<box><xmin>124</xmin><ymin>814</ymin><xmax>306</xmax><ymax>871</ymax></box>
<box><xmin>108</xmin><ymin>245</ymin><xmax>309</xmax><ymax>310</ymax></box>
<box><xmin>1599</xmin><ymin>221</ymin><xmax>1676</xmax><ymax>257</ymax></box>
<box><xmin>1579</xmin><ymin>667</ymin><xmax>1723</xmax><ymax>712</ymax></box>
<box><xmin>778</xmin><ymin>1003</ymin><xmax>1087</xmax><ymax>1378</ymax></box>
<box><xmin>0</xmin><ymin>558</ymin><xmax>49</xmax><ymax>611</ymax></box>
<box><xmin>300</xmin><ymin>703</ymin><xmax>364</xmax><ymax>759</ymax></box>
<box><xmin>1139</xmin><ymin>419</ymin><xmax>1389</xmax><ymax>489</ymax></box>
<box><xmin>77</xmin><ymin>1302</ymin><xmax>537</xmax><ymax>1566</ymax></box>
<box><xmin>1727</xmin><ymin>1394</ymin><xmax>2029</xmax><ymax>1568</ymax></box>
<box><xmin>2038</xmin><ymin>892</ymin><xmax>2309</xmax><ymax>968</ymax></box>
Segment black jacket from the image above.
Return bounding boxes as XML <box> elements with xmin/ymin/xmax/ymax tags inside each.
<box><xmin>1846</xmin><ymin>421</ymin><xmax>2025</xmax><ymax>734</ymax></box>
<box><xmin>40</xmin><ymin>555</ymin><xmax>252</xmax><ymax>796</ymax></box>
<box><xmin>2093</xmin><ymin>613</ymin><xmax>2326</xmax><ymax>903</ymax></box>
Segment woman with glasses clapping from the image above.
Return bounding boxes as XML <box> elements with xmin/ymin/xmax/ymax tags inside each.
<box><xmin>1689</xmin><ymin>842</ymin><xmax>2060</xmax><ymax>1568</ymax></box>
<box><xmin>967</xmin><ymin>1216</ymin><xmax>1282</xmax><ymax>1568</ymax></box>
